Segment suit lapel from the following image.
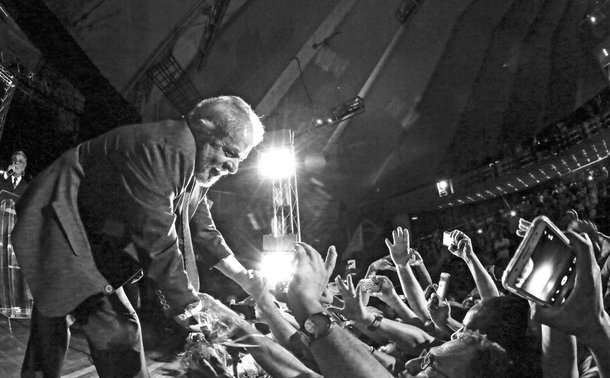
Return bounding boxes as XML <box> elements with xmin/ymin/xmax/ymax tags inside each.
<box><xmin>180</xmin><ymin>179</ymin><xmax>200</xmax><ymax>292</ymax></box>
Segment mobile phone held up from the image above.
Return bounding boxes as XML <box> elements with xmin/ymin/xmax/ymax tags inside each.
<box><xmin>442</xmin><ymin>231</ymin><xmax>453</xmax><ymax>248</ymax></box>
<box><xmin>359</xmin><ymin>278</ymin><xmax>382</xmax><ymax>293</ymax></box>
<box><xmin>436</xmin><ymin>272</ymin><xmax>450</xmax><ymax>301</ymax></box>
<box><xmin>502</xmin><ymin>215</ymin><xmax>577</xmax><ymax>307</ymax></box>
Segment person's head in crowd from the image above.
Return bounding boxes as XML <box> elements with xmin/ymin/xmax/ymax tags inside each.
<box><xmin>460</xmin><ymin>295</ymin><xmax>530</xmax><ymax>353</ymax></box>
<box><xmin>186</xmin><ymin>96</ymin><xmax>264</xmax><ymax>188</ymax></box>
<box><xmin>461</xmin><ymin>293</ymin><xmax>481</xmax><ymax>311</ymax></box>
<box><xmin>9</xmin><ymin>150</ymin><xmax>27</xmax><ymax>178</ymax></box>
<box><xmin>400</xmin><ymin>329</ymin><xmax>511</xmax><ymax>378</ymax></box>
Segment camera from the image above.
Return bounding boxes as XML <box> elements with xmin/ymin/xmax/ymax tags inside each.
<box><xmin>502</xmin><ymin>216</ymin><xmax>576</xmax><ymax>306</ymax></box>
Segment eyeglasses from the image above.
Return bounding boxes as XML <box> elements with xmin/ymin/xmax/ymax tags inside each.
<box><xmin>420</xmin><ymin>349</ymin><xmax>452</xmax><ymax>378</ymax></box>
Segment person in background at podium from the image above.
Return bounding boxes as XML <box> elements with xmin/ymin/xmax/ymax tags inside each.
<box><xmin>12</xmin><ymin>96</ymin><xmax>264</xmax><ymax>378</ymax></box>
<box><xmin>0</xmin><ymin>150</ymin><xmax>28</xmax><ymax>196</ymax></box>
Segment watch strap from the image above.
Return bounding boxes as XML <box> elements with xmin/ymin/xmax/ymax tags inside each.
<box><xmin>367</xmin><ymin>313</ymin><xmax>383</xmax><ymax>330</ymax></box>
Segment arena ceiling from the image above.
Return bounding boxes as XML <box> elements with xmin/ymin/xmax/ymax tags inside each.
<box><xmin>1</xmin><ymin>0</ymin><xmax>610</xmax><ymax>258</ymax></box>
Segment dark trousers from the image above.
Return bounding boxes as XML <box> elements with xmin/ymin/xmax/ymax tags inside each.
<box><xmin>21</xmin><ymin>287</ymin><xmax>148</xmax><ymax>378</ymax></box>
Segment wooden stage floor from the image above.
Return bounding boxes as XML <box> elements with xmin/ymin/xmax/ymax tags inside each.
<box><xmin>0</xmin><ymin>315</ymin><xmax>188</xmax><ymax>377</ymax></box>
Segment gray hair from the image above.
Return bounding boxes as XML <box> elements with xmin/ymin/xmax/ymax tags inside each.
<box><xmin>187</xmin><ymin>96</ymin><xmax>264</xmax><ymax>145</ymax></box>
<box><xmin>12</xmin><ymin>151</ymin><xmax>27</xmax><ymax>165</ymax></box>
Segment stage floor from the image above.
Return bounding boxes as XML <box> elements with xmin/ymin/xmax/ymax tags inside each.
<box><xmin>0</xmin><ymin>315</ymin><xmax>187</xmax><ymax>377</ymax></box>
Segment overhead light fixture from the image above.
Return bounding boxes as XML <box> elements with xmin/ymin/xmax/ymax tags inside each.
<box><xmin>436</xmin><ymin>179</ymin><xmax>454</xmax><ymax>197</ymax></box>
<box><xmin>313</xmin><ymin>96</ymin><xmax>365</xmax><ymax>128</ymax></box>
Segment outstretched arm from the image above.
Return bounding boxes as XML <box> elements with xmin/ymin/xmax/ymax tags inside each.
<box><xmin>532</xmin><ymin>231</ymin><xmax>610</xmax><ymax>378</ymax></box>
<box><xmin>195</xmin><ymin>293</ymin><xmax>321</xmax><ymax>378</ymax></box>
<box><xmin>447</xmin><ymin>230</ymin><xmax>499</xmax><ymax>300</ymax></box>
<box><xmin>386</xmin><ymin>227</ymin><xmax>430</xmax><ymax>321</ymax></box>
<box><xmin>286</xmin><ymin>243</ymin><xmax>393</xmax><ymax>378</ymax></box>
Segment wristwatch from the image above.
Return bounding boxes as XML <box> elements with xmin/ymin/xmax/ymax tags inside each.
<box><xmin>303</xmin><ymin>312</ymin><xmax>335</xmax><ymax>341</ymax></box>
<box><xmin>367</xmin><ymin>313</ymin><xmax>383</xmax><ymax>330</ymax></box>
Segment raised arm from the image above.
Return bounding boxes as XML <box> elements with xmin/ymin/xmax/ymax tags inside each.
<box><xmin>426</xmin><ymin>292</ymin><xmax>463</xmax><ymax>339</ymax></box>
<box><xmin>286</xmin><ymin>243</ymin><xmax>393</xmax><ymax>378</ymax></box>
<box><xmin>195</xmin><ymin>293</ymin><xmax>321</xmax><ymax>378</ymax></box>
<box><xmin>409</xmin><ymin>249</ymin><xmax>433</xmax><ymax>289</ymax></box>
<box><xmin>532</xmin><ymin>231</ymin><xmax>610</xmax><ymax>378</ymax></box>
<box><xmin>330</xmin><ymin>275</ymin><xmax>435</xmax><ymax>355</ymax></box>
<box><xmin>447</xmin><ymin>230</ymin><xmax>499</xmax><ymax>300</ymax></box>
<box><xmin>540</xmin><ymin>325</ymin><xmax>578</xmax><ymax>378</ymax></box>
<box><xmin>365</xmin><ymin>275</ymin><xmax>423</xmax><ymax>327</ymax></box>
<box><xmin>386</xmin><ymin>227</ymin><xmax>430</xmax><ymax>321</ymax></box>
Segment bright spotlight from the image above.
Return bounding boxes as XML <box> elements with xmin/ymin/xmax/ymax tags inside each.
<box><xmin>259</xmin><ymin>147</ymin><xmax>296</xmax><ymax>179</ymax></box>
<box><xmin>260</xmin><ymin>251</ymin><xmax>296</xmax><ymax>284</ymax></box>
<box><xmin>510</xmin><ymin>210</ymin><xmax>517</xmax><ymax>217</ymax></box>
<box><xmin>590</xmin><ymin>15</ymin><xmax>597</xmax><ymax>23</ymax></box>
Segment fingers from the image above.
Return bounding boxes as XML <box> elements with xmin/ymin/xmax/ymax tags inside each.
<box><xmin>519</xmin><ymin>218</ymin><xmax>532</xmax><ymax>229</ymax></box>
<box><xmin>335</xmin><ymin>275</ymin><xmax>348</xmax><ymax>293</ymax></box>
<box><xmin>324</xmin><ymin>246</ymin><xmax>337</xmax><ymax>279</ymax></box>
<box><xmin>384</xmin><ymin>238</ymin><xmax>392</xmax><ymax>250</ymax></box>
<box><xmin>295</xmin><ymin>242</ymin><xmax>322</xmax><ymax>264</ymax></box>
<box><xmin>326</xmin><ymin>306</ymin><xmax>343</xmax><ymax>316</ymax></box>
<box><xmin>564</xmin><ymin>231</ymin><xmax>594</xmax><ymax>268</ymax></box>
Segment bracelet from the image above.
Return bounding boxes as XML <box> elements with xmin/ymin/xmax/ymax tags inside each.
<box><xmin>367</xmin><ymin>313</ymin><xmax>383</xmax><ymax>330</ymax></box>
<box><xmin>368</xmin><ymin>345</ymin><xmax>375</xmax><ymax>354</ymax></box>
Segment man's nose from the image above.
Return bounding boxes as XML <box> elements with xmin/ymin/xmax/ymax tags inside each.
<box><xmin>222</xmin><ymin>159</ymin><xmax>239</xmax><ymax>174</ymax></box>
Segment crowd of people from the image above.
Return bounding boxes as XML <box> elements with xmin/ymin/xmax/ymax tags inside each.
<box><xmin>178</xmin><ymin>221</ymin><xmax>610</xmax><ymax>378</ymax></box>
<box><xmin>6</xmin><ymin>93</ymin><xmax>610</xmax><ymax>378</ymax></box>
<box><xmin>409</xmin><ymin>164</ymin><xmax>610</xmax><ymax>301</ymax></box>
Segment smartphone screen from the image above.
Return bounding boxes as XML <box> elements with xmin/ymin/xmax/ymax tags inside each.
<box><xmin>513</xmin><ymin>228</ymin><xmax>576</xmax><ymax>304</ymax></box>
<box><xmin>442</xmin><ymin>231</ymin><xmax>453</xmax><ymax>248</ymax></box>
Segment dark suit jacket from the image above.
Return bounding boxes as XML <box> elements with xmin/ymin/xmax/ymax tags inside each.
<box><xmin>12</xmin><ymin>120</ymin><xmax>232</xmax><ymax>317</ymax></box>
<box><xmin>0</xmin><ymin>174</ymin><xmax>28</xmax><ymax>197</ymax></box>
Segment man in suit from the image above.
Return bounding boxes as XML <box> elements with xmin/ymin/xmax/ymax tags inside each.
<box><xmin>12</xmin><ymin>96</ymin><xmax>264</xmax><ymax>377</ymax></box>
<box><xmin>0</xmin><ymin>150</ymin><xmax>28</xmax><ymax>196</ymax></box>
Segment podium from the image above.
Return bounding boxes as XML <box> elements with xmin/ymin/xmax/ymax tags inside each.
<box><xmin>0</xmin><ymin>190</ymin><xmax>32</xmax><ymax>332</ymax></box>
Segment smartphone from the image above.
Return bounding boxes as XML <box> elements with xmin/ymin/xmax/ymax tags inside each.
<box><xmin>442</xmin><ymin>231</ymin><xmax>453</xmax><ymax>248</ymax></box>
<box><xmin>359</xmin><ymin>278</ymin><xmax>382</xmax><ymax>292</ymax></box>
<box><xmin>502</xmin><ymin>215</ymin><xmax>576</xmax><ymax>306</ymax></box>
<box><xmin>437</xmin><ymin>272</ymin><xmax>450</xmax><ymax>301</ymax></box>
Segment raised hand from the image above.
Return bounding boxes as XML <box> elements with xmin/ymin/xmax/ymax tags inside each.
<box><xmin>385</xmin><ymin>227</ymin><xmax>411</xmax><ymax>267</ymax></box>
<box><xmin>365</xmin><ymin>275</ymin><xmax>396</xmax><ymax>303</ymax></box>
<box><xmin>408</xmin><ymin>249</ymin><xmax>424</xmax><ymax>266</ymax></box>
<box><xmin>328</xmin><ymin>275</ymin><xmax>371</xmax><ymax>324</ymax></box>
<box><xmin>286</xmin><ymin>243</ymin><xmax>337</xmax><ymax>324</ymax></box>
<box><xmin>530</xmin><ymin>231</ymin><xmax>606</xmax><ymax>342</ymax></box>
<box><xmin>368</xmin><ymin>256</ymin><xmax>397</xmax><ymax>273</ymax></box>
<box><xmin>426</xmin><ymin>292</ymin><xmax>450</xmax><ymax>327</ymax></box>
<box><xmin>447</xmin><ymin>230</ymin><xmax>473</xmax><ymax>259</ymax></box>
<box><xmin>516</xmin><ymin>218</ymin><xmax>532</xmax><ymax>238</ymax></box>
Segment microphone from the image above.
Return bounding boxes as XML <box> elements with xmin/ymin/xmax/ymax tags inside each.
<box><xmin>7</xmin><ymin>169</ymin><xmax>14</xmax><ymax>175</ymax></box>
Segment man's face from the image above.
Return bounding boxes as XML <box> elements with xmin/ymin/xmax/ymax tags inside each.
<box><xmin>11</xmin><ymin>154</ymin><xmax>26</xmax><ymax>177</ymax></box>
<box><xmin>194</xmin><ymin>124</ymin><xmax>256</xmax><ymax>188</ymax></box>
<box><xmin>400</xmin><ymin>339</ymin><xmax>479</xmax><ymax>377</ymax></box>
